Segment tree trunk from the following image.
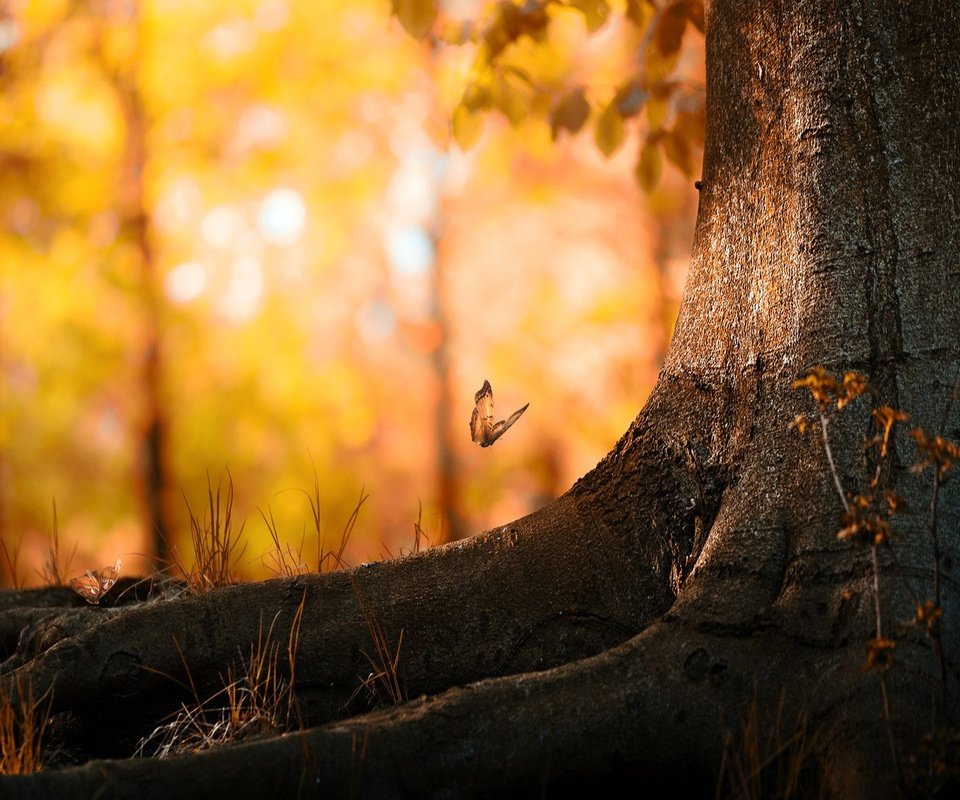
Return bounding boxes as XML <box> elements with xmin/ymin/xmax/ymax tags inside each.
<box><xmin>112</xmin><ymin>3</ymin><xmax>174</xmax><ymax>565</ymax></box>
<box><xmin>2</xmin><ymin>1</ymin><xmax>958</xmax><ymax>797</ymax></box>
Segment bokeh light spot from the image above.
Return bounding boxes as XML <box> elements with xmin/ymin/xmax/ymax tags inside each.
<box><xmin>0</xmin><ymin>19</ymin><xmax>20</xmax><ymax>53</ymax></box>
<box><xmin>385</xmin><ymin>224</ymin><xmax>434</xmax><ymax>275</ymax></box>
<box><xmin>258</xmin><ymin>188</ymin><xmax>307</xmax><ymax>246</ymax></box>
<box><xmin>201</xmin><ymin>206</ymin><xmax>243</xmax><ymax>249</ymax></box>
<box><xmin>355</xmin><ymin>299</ymin><xmax>396</xmax><ymax>342</ymax></box>
<box><xmin>165</xmin><ymin>261</ymin><xmax>207</xmax><ymax>303</ymax></box>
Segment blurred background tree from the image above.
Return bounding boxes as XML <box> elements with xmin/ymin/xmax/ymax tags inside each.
<box><xmin>0</xmin><ymin>0</ymin><xmax>702</xmax><ymax>586</ymax></box>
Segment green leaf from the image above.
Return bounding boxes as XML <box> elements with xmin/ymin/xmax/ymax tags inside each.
<box><xmin>635</xmin><ymin>139</ymin><xmax>663</xmax><ymax>191</ymax></box>
<box><xmin>550</xmin><ymin>88</ymin><xmax>591</xmax><ymax>140</ymax></box>
<box><xmin>452</xmin><ymin>103</ymin><xmax>484</xmax><ymax>150</ymax></box>
<box><xmin>594</xmin><ymin>103</ymin><xmax>625</xmax><ymax>158</ymax></box>
<box><xmin>656</xmin><ymin>2</ymin><xmax>687</xmax><ymax>57</ymax></box>
<box><xmin>391</xmin><ymin>0</ymin><xmax>438</xmax><ymax>40</ymax></box>
<box><xmin>570</xmin><ymin>0</ymin><xmax>611</xmax><ymax>33</ymax></box>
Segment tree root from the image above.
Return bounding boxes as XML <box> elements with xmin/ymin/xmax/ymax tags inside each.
<box><xmin>0</xmin><ymin>617</ymin><xmax>881</xmax><ymax>799</ymax></box>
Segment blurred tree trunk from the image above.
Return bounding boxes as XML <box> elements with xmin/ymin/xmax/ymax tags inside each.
<box><xmin>431</xmin><ymin>256</ymin><xmax>467</xmax><ymax>544</ymax></box>
<box><xmin>109</xmin><ymin>4</ymin><xmax>173</xmax><ymax>565</ymax></box>
<box><xmin>431</xmin><ymin>244</ymin><xmax>466</xmax><ymax>543</ymax></box>
<box><xmin>2</xmin><ymin>2</ymin><xmax>958</xmax><ymax>798</ymax></box>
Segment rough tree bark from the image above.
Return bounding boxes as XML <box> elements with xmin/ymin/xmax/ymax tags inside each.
<box><xmin>2</xmin><ymin>1</ymin><xmax>958</xmax><ymax>797</ymax></box>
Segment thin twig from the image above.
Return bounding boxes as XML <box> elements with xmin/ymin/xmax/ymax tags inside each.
<box><xmin>819</xmin><ymin>413</ymin><xmax>849</xmax><ymax>512</ymax></box>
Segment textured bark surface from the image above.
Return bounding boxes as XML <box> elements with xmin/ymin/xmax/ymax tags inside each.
<box><xmin>2</xmin><ymin>1</ymin><xmax>959</xmax><ymax>797</ymax></box>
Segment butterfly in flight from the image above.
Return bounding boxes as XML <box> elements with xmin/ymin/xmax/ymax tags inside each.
<box><xmin>69</xmin><ymin>559</ymin><xmax>121</xmax><ymax>605</ymax></box>
<box><xmin>470</xmin><ymin>380</ymin><xmax>529</xmax><ymax>447</ymax></box>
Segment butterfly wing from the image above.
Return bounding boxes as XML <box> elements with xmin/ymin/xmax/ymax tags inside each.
<box><xmin>94</xmin><ymin>559</ymin><xmax>122</xmax><ymax>593</ymax></box>
<box><xmin>471</xmin><ymin>379</ymin><xmax>529</xmax><ymax>447</ymax></box>
<box><xmin>69</xmin><ymin>559</ymin><xmax>121</xmax><ymax>604</ymax></box>
<box><xmin>471</xmin><ymin>380</ymin><xmax>496</xmax><ymax>445</ymax></box>
<box><xmin>70</xmin><ymin>572</ymin><xmax>104</xmax><ymax>604</ymax></box>
<box><xmin>487</xmin><ymin>402</ymin><xmax>530</xmax><ymax>446</ymax></box>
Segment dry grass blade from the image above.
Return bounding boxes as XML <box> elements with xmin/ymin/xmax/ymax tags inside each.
<box><xmin>268</xmin><ymin>472</ymin><xmax>367</xmax><ymax>575</ymax></box>
<box><xmin>349</xmin><ymin>731</ymin><xmax>369</xmax><ymax>800</ymax></box>
<box><xmin>411</xmin><ymin>499</ymin><xmax>431</xmax><ymax>555</ymax></box>
<box><xmin>0</xmin><ymin>673</ymin><xmax>54</xmax><ymax>775</ymax></box>
<box><xmin>136</xmin><ymin>593</ymin><xmax>306</xmax><ymax>758</ymax></box>
<box><xmin>38</xmin><ymin>500</ymin><xmax>76</xmax><ymax>586</ymax></box>
<box><xmin>717</xmin><ymin>692</ymin><xmax>823</xmax><ymax>800</ymax></box>
<box><xmin>259</xmin><ymin>506</ymin><xmax>308</xmax><ymax>577</ymax></box>
<box><xmin>318</xmin><ymin>487</ymin><xmax>367</xmax><ymax>574</ymax></box>
<box><xmin>0</xmin><ymin>533</ymin><xmax>24</xmax><ymax>590</ymax></box>
<box><xmin>167</xmin><ymin>471</ymin><xmax>246</xmax><ymax>593</ymax></box>
<box><xmin>348</xmin><ymin>577</ymin><xmax>405</xmax><ymax>708</ymax></box>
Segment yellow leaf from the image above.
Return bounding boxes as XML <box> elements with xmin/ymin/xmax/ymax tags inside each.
<box><xmin>594</xmin><ymin>103</ymin><xmax>624</xmax><ymax>158</ymax></box>
<box><xmin>625</xmin><ymin>0</ymin><xmax>653</xmax><ymax>28</ymax></box>
<box><xmin>663</xmin><ymin>129</ymin><xmax>691</xmax><ymax>175</ymax></box>
<box><xmin>391</xmin><ymin>0</ymin><xmax>438</xmax><ymax>40</ymax></box>
<box><xmin>491</xmin><ymin>72</ymin><xmax>531</xmax><ymax>126</ymax></box>
<box><xmin>452</xmin><ymin>103</ymin><xmax>483</xmax><ymax>150</ymax></box>
<box><xmin>437</xmin><ymin>19</ymin><xmax>472</xmax><ymax>45</ymax></box>
<box><xmin>646</xmin><ymin>97</ymin><xmax>667</xmax><ymax>130</ymax></box>
<box><xmin>570</xmin><ymin>0</ymin><xmax>611</xmax><ymax>33</ymax></box>
<box><xmin>462</xmin><ymin>81</ymin><xmax>492</xmax><ymax>112</ymax></box>
<box><xmin>635</xmin><ymin>140</ymin><xmax>663</xmax><ymax>191</ymax></box>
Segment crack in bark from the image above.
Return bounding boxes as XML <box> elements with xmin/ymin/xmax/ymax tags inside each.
<box><xmin>844</xmin><ymin>2</ymin><xmax>905</xmax><ymax>411</ymax></box>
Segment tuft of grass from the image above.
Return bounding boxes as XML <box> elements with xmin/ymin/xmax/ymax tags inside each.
<box><xmin>349</xmin><ymin>731</ymin><xmax>369</xmax><ymax>799</ymax></box>
<box><xmin>410</xmin><ymin>499</ymin><xmax>432</xmax><ymax>555</ymax></box>
<box><xmin>348</xmin><ymin>577</ymin><xmax>405</xmax><ymax>708</ymax></box>
<box><xmin>378</xmin><ymin>501</ymin><xmax>436</xmax><ymax>561</ymax></box>
<box><xmin>717</xmin><ymin>691</ymin><xmax>823</xmax><ymax>800</ymax></box>
<box><xmin>0</xmin><ymin>533</ymin><xmax>24</xmax><ymax>590</ymax></box>
<box><xmin>318</xmin><ymin>487</ymin><xmax>367</xmax><ymax>574</ymax></box>
<box><xmin>0</xmin><ymin>673</ymin><xmax>53</xmax><ymax>775</ymax></box>
<box><xmin>259</xmin><ymin>506</ymin><xmax>309</xmax><ymax>578</ymax></box>
<box><xmin>137</xmin><ymin>593</ymin><xmax>306</xmax><ymax>757</ymax></box>
<box><xmin>167</xmin><ymin>471</ymin><xmax>246</xmax><ymax>593</ymax></box>
<box><xmin>38</xmin><ymin>500</ymin><xmax>76</xmax><ymax>587</ymax></box>
<box><xmin>902</xmin><ymin>725</ymin><xmax>960</xmax><ymax>798</ymax></box>
<box><xmin>260</xmin><ymin>477</ymin><xmax>368</xmax><ymax>577</ymax></box>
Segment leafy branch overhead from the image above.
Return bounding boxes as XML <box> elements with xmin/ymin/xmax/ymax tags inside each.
<box><xmin>391</xmin><ymin>0</ymin><xmax>705</xmax><ymax>192</ymax></box>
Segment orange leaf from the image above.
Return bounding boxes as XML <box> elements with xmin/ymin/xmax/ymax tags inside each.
<box><xmin>684</xmin><ymin>0</ymin><xmax>705</xmax><ymax>33</ymax></box>
<box><xmin>452</xmin><ymin>103</ymin><xmax>483</xmax><ymax>150</ymax></box>
<box><xmin>550</xmin><ymin>88</ymin><xmax>591</xmax><ymax>140</ymax></box>
<box><xmin>656</xmin><ymin>2</ymin><xmax>687</xmax><ymax>57</ymax></box>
